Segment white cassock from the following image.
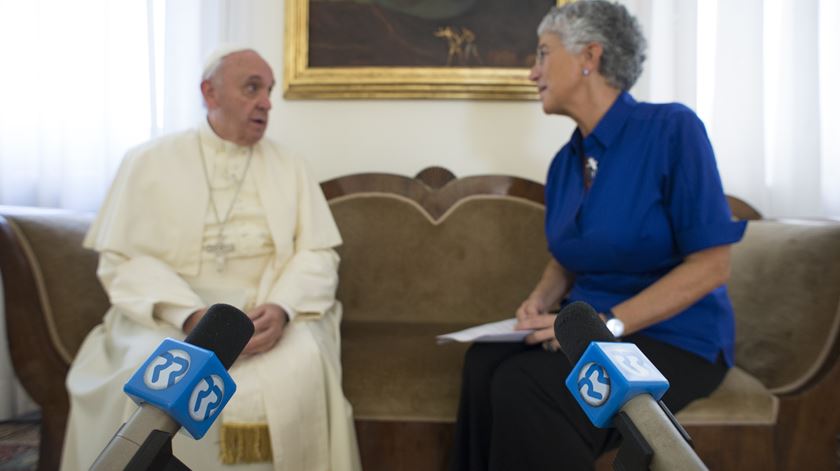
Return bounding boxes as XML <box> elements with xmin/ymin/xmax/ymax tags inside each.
<box><xmin>60</xmin><ymin>120</ymin><xmax>361</xmax><ymax>471</ymax></box>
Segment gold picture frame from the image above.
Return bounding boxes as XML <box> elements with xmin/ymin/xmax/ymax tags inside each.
<box><xmin>283</xmin><ymin>0</ymin><xmax>569</xmax><ymax>100</ymax></box>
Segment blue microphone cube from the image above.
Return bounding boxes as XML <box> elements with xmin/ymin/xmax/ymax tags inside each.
<box><xmin>566</xmin><ymin>342</ymin><xmax>669</xmax><ymax>428</ymax></box>
<box><xmin>124</xmin><ymin>338</ymin><xmax>237</xmax><ymax>439</ymax></box>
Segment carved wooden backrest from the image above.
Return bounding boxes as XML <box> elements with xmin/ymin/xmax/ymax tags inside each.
<box><xmin>323</xmin><ymin>167</ymin><xmax>551</xmax><ymax>327</ymax></box>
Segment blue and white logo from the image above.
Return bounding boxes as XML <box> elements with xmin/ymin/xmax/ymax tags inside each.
<box><xmin>143</xmin><ymin>349</ymin><xmax>191</xmax><ymax>390</ymax></box>
<box><xmin>188</xmin><ymin>374</ymin><xmax>225</xmax><ymax>421</ymax></box>
<box><xmin>577</xmin><ymin>361</ymin><xmax>611</xmax><ymax>406</ymax></box>
<box><xmin>604</xmin><ymin>345</ymin><xmax>658</xmax><ymax>380</ymax></box>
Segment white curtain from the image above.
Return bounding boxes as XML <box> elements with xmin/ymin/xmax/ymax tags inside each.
<box><xmin>0</xmin><ymin>0</ymin><xmax>237</xmax><ymax>210</ymax></box>
<box><xmin>0</xmin><ymin>0</ymin><xmax>152</xmax><ymax>210</ymax></box>
<box><xmin>632</xmin><ymin>0</ymin><xmax>840</xmax><ymax>219</ymax></box>
<box><xmin>0</xmin><ymin>0</ymin><xmax>222</xmax><ymax>420</ymax></box>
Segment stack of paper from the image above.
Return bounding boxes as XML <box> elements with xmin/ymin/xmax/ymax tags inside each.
<box><xmin>436</xmin><ymin>318</ymin><xmax>534</xmax><ymax>345</ymax></box>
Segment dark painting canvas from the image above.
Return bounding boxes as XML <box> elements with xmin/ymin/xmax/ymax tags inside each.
<box><xmin>309</xmin><ymin>0</ymin><xmax>555</xmax><ymax>68</ymax></box>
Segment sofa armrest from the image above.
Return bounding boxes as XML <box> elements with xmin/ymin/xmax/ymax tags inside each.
<box><xmin>0</xmin><ymin>206</ymin><xmax>107</xmax><ymax>471</ymax></box>
<box><xmin>730</xmin><ymin>219</ymin><xmax>840</xmax><ymax>394</ymax></box>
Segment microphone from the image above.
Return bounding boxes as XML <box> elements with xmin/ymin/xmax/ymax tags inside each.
<box><xmin>554</xmin><ymin>302</ymin><xmax>708</xmax><ymax>471</ymax></box>
<box><xmin>90</xmin><ymin>304</ymin><xmax>255</xmax><ymax>471</ymax></box>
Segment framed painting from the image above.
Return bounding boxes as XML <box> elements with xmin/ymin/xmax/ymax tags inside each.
<box><xmin>284</xmin><ymin>0</ymin><xmax>571</xmax><ymax>100</ymax></box>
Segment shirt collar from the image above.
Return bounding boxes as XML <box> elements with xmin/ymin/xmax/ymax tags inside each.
<box><xmin>586</xmin><ymin>91</ymin><xmax>637</xmax><ymax>150</ymax></box>
<box><xmin>198</xmin><ymin>117</ymin><xmax>251</xmax><ymax>154</ymax></box>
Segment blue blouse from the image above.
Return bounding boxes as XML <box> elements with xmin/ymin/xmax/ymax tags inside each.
<box><xmin>545</xmin><ymin>92</ymin><xmax>746</xmax><ymax>366</ymax></box>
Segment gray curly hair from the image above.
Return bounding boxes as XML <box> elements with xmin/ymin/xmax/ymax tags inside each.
<box><xmin>538</xmin><ymin>0</ymin><xmax>647</xmax><ymax>91</ymax></box>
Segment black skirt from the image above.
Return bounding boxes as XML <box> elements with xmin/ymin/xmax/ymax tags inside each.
<box><xmin>449</xmin><ymin>333</ymin><xmax>727</xmax><ymax>471</ymax></box>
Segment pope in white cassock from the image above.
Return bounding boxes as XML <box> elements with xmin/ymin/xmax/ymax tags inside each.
<box><xmin>60</xmin><ymin>46</ymin><xmax>362</xmax><ymax>471</ymax></box>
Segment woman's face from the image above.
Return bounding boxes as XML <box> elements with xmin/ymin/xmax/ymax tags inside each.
<box><xmin>529</xmin><ymin>33</ymin><xmax>586</xmax><ymax>115</ymax></box>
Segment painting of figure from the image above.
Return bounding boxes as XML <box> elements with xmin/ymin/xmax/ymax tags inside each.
<box><xmin>308</xmin><ymin>0</ymin><xmax>557</xmax><ymax>68</ymax></box>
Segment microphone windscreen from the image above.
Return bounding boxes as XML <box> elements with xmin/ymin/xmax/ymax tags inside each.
<box><xmin>184</xmin><ymin>303</ymin><xmax>254</xmax><ymax>369</ymax></box>
<box><xmin>554</xmin><ymin>301</ymin><xmax>616</xmax><ymax>364</ymax></box>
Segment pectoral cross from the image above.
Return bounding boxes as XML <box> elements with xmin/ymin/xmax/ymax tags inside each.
<box><xmin>204</xmin><ymin>237</ymin><xmax>235</xmax><ymax>272</ymax></box>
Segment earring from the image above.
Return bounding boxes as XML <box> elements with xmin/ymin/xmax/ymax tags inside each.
<box><xmin>583</xmin><ymin>68</ymin><xmax>590</xmax><ymax>76</ymax></box>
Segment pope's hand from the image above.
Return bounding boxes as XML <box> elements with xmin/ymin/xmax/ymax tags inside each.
<box><xmin>243</xmin><ymin>303</ymin><xmax>289</xmax><ymax>355</ymax></box>
<box><xmin>182</xmin><ymin>307</ymin><xmax>208</xmax><ymax>335</ymax></box>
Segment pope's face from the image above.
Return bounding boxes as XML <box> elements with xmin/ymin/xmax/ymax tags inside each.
<box><xmin>203</xmin><ymin>51</ymin><xmax>275</xmax><ymax>146</ymax></box>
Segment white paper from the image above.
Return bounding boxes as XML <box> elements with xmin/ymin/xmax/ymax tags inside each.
<box><xmin>436</xmin><ymin>318</ymin><xmax>533</xmax><ymax>345</ymax></box>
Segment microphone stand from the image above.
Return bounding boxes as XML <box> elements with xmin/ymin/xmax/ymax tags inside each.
<box><xmin>613</xmin><ymin>411</ymin><xmax>653</xmax><ymax>471</ymax></box>
<box><xmin>125</xmin><ymin>429</ymin><xmax>191</xmax><ymax>471</ymax></box>
<box><xmin>92</xmin><ymin>405</ymin><xmax>191</xmax><ymax>471</ymax></box>
<box><xmin>611</xmin><ymin>400</ymin><xmax>698</xmax><ymax>471</ymax></box>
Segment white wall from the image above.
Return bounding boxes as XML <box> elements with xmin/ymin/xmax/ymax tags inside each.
<box><xmin>233</xmin><ymin>0</ymin><xmax>577</xmax><ymax>184</ymax></box>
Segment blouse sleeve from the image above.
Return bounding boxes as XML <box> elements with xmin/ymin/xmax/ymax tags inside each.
<box><xmin>664</xmin><ymin>108</ymin><xmax>747</xmax><ymax>256</ymax></box>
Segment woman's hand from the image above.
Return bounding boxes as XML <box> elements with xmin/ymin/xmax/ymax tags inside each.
<box><xmin>514</xmin><ymin>258</ymin><xmax>574</xmax><ymax>352</ymax></box>
<box><xmin>515</xmin><ymin>297</ymin><xmax>548</xmax><ymax>324</ymax></box>
<box><xmin>518</xmin><ymin>313</ymin><xmax>560</xmax><ymax>351</ymax></box>
<box><xmin>242</xmin><ymin>303</ymin><xmax>289</xmax><ymax>355</ymax></box>
<box><xmin>516</xmin><ymin>298</ymin><xmax>561</xmax><ymax>350</ymax></box>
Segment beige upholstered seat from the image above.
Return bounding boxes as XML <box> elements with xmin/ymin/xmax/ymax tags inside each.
<box><xmin>677</xmin><ymin>367</ymin><xmax>778</xmax><ymax>425</ymax></box>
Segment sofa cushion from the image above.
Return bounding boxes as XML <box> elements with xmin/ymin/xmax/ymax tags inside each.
<box><xmin>341</xmin><ymin>320</ymin><xmax>472</xmax><ymax>421</ymax></box>
<box><xmin>729</xmin><ymin>220</ymin><xmax>840</xmax><ymax>393</ymax></box>
<box><xmin>676</xmin><ymin>366</ymin><xmax>778</xmax><ymax>425</ymax></box>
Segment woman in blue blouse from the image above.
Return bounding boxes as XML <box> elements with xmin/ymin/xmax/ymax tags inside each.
<box><xmin>450</xmin><ymin>2</ymin><xmax>746</xmax><ymax>470</ymax></box>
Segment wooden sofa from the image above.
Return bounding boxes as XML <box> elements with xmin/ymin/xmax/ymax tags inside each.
<box><xmin>2</xmin><ymin>167</ymin><xmax>839</xmax><ymax>470</ymax></box>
